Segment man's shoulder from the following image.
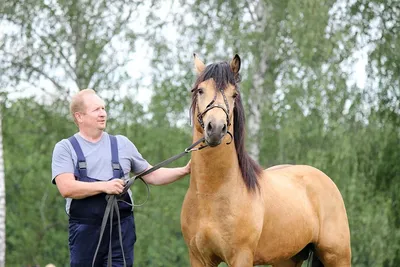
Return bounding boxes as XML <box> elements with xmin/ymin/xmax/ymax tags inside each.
<box><xmin>108</xmin><ymin>134</ymin><xmax>138</xmax><ymax>151</ymax></box>
<box><xmin>53</xmin><ymin>133</ymin><xmax>81</xmax><ymax>152</ymax></box>
<box><xmin>55</xmin><ymin>137</ymin><xmax>73</xmax><ymax>148</ymax></box>
<box><xmin>112</xmin><ymin>134</ymin><xmax>130</xmax><ymax>143</ymax></box>
<box><xmin>52</xmin><ymin>137</ymin><xmax>74</xmax><ymax>157</ymax></box>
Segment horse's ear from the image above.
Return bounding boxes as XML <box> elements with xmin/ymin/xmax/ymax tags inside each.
<box><xmin>193</xmin><ymin>53</ymin><xmax>206</xmax><ymax>75</ymax></box>
<box><xmin>230</xmin><ymin>54</ymin><xmax>241</xmax><ymax>75</ymax></box>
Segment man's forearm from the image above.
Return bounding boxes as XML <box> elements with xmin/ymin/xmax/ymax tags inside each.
<box><xmin>56</xmin><ymin>174</ymin><xmax>126</xmax><ymax>199</ymax></box>
<box><xmin>60</xmin><ymin>180</ymin><xmax>107</xmax><ymax>199</ymax></box>
<box><xmin>144</xmin><ymin>167</ymin><xmax>188</xmax><ymax>185</ymax></box>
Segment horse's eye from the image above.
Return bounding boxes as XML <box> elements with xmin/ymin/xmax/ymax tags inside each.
<box><xmin>198</xmin><ymin>88</ymin><xmax>204</xmax><ymax>95</ymax></box>
<box><xmin>233</xmin><ymin>92</ymin><xmax>238</xmax><ymax>98</ymax></box>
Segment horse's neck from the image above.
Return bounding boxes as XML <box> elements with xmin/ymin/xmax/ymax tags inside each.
<box><xmin>191</xmin><ymin>134</ymin><xmax>240</xmax><ymax>194</ymax></box>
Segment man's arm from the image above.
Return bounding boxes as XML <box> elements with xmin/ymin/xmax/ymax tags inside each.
<box><xmin>142</xmin><ymin>160</ymin><xmax>191</xmax><ymax>186</ymax></box>
<box><xmin>55</xmin><ymin>173</ymin><xmax>125</xmax><ymax>199</ymax></box>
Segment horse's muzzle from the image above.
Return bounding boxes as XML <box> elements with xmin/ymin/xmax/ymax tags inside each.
<box><xmin>205</xmin><ymin>120</ymin><xmax>227</xmax><ymax>147</ymax></box>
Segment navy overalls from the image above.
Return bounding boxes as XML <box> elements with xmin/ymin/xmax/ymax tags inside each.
<box><xmin>68</xmin><ymin>135</ymin><xmax>136</xmax><ymax>267</ymax></box>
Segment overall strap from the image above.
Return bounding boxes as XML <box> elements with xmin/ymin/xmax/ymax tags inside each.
<box><xmin>68</xmin><ymin>136</ymin><xmax>87</xmax><ymax>179</ymax></box>
<box><xmin>93</xmin><ymin>135</ymin><xmax>127</xmax><ymax>267</ymax></box>
<box><xmin>109</xmin><ymin>135</ymin><xmax>124</xmax><ymax>179</ymax></box>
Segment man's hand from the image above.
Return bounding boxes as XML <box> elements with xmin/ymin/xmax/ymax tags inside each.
<box><xmin>103</xmin><ymin>179</ymin><xmax>125</xmax><ymax>195</ymax></box>
<box><xmin>185</xmin><ymin>159</ymin><xmax>191</xmax><ymax>175</ymax></box>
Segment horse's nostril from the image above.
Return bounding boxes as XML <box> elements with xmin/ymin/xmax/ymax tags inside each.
<box><xmin>222</xmin><ymin>124</ymin><xmax>227</xmax><ymax>133</ymax></box>
<box><xmin>206</xmin><ymin>122</ymin><xmax>213</xmax><ymax>133</ymax></box>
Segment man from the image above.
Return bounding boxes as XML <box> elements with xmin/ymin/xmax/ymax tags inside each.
<box><xmin>51</xmin><ymin>89</ymin><xmax>190</xmax><ymax>267</ymax></box>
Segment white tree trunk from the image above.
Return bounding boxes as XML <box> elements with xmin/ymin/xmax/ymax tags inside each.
<box><xmin>0</xmin><ymin>112</ymin><xmax>5</xmax><ymax>267</ymax></box>
<box><xmin>248</xmin><ymin>55</ymin><xmax>267</xmax><ymax>161</ymax></box>
<box><xmin>247</xmin><ymin>0</ymin><xmax>268</xmax><ymax>162</ymax></box>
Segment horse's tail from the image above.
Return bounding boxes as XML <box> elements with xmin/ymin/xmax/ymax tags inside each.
<box><xmin>308</xmin><ymin>250</ymin><xmax>324</xmax><ymax>267</ymax></box>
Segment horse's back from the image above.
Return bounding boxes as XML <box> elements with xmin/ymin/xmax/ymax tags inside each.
<box><xmin>264</xmin><ymin>164</ymin><xmax>342</xmax><ymax>196</ymax></box>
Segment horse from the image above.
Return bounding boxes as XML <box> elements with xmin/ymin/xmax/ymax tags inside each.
<box><xmin>180</xmin><ymin>54</ymin><xmax>351</xmax><ymax>267</ymax></box>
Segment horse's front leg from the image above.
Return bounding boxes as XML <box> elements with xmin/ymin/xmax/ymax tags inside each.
<box><xmin>189</xmin><ymin>255</ymin><xmax>204</xmax><ymax>267</ymax></box>
<box><xmin>272</xmin><ymin>260</ymin><xmax>304</xmax><ymax>267</ymax></box>
<box><xmin>189</xmin><ymin>252</ymin><xmax>219</xmax><ymax>267</ymax></box>
<box><xmin>229</xmin><ymin>250</ymin><xmax>254</xmax><ymax>267</ymax></box>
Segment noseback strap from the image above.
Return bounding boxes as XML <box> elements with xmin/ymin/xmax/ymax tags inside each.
<box><xmin>197</xmin><ymin>104</ymin><xmax>230</xmax><ymax>128</ymax></box>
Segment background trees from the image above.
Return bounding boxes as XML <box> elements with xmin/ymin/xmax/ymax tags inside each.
<box><xmin>0</xmin><ymin>0</ymin><xmax>398</xmax><ymax>266</ymax></box>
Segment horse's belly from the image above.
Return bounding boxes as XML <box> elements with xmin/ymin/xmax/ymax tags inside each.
<box><xmin>253</xmin><ymin>210</ymin><xmax>315</xmax><ymax>264</ymax></box>
<box><xmin>254</xmin><ymin>241</ymin><xmax>309</xmax><ymax>264</ymax></box>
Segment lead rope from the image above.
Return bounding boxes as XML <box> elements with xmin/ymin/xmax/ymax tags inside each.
<box><xmin>92</xmin><ymin>137</ymin><xmax>208</xmax><ymax>267</ymax></box>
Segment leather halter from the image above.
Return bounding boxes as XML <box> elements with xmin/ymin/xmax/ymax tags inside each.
<box><xmin>196</xmin><ymin>88</ymin><xmax>231</xmax><ymax>129</ymax></box>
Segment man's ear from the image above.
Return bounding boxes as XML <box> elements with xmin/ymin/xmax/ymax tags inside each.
<box><xmin>74</xmin><ymin>112</ymin><xmax>83</xmax><ymax>123</ymax></box>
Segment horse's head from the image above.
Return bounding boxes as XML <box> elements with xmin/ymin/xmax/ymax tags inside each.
<box><xmin>191</xmin><ymin>54</ymin><xmax>241</xmax><ymax>147</ymax></box>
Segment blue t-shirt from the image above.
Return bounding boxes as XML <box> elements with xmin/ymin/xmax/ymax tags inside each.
<box><xmin>51</xmin><ymin>132</ymin><xmax>149</xmax><ymax>213</ymax></box>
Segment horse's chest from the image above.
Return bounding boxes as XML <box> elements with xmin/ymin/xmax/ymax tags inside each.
<box><xmin>184</xmin><ymin>200</ymin><xmax>234</xmax><ymax>250</ymax></box>
<box><xmin>189</xmin><ymin>219</ymin><xmax>235</xmax><ymax>259</ymax></box>
<box><xmin>182</xmin><ymin>192</ymin><xmax>263</xmax><ymax>261</ymax></box>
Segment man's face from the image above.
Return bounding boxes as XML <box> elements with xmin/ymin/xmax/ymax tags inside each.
<box><xmin>79</xmin><ymin>94</ymin><xmax>107</xmax><ymax>131</ymax></box>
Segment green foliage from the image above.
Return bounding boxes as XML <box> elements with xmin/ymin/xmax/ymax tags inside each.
<box><xmin>3</xmin><ymin>98</ymin><xmax>75</xmax><ymax>266</ymax></box>
<box><xmin>1</xmin><ymin>0</ymin><xmax>399</xmax><ymax>266</ymax></box>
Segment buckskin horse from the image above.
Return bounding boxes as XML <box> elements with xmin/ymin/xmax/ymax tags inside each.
<box><xmin>180</xmin><ymin>54</ymin><xmax>351</xmax><ymax>267</ymax></box>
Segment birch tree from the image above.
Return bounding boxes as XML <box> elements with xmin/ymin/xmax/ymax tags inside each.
<box><xmin>0</xmin><ymin>0</ymin><xmax>146</xmax><ymax>102</ymax></box>
<box><xmin>0</xmin><ymin>109</ymin><xmax>5</xmax><ymax>267</ymax></box>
